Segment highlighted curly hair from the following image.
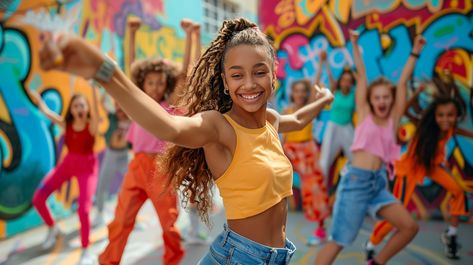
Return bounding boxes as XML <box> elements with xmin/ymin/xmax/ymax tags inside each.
<box><xmin>159</xmin><ymin>18</ymin><xmax>276</xmax><ymax>225</ymax></box>
<box><xmin>130</xmin><ymin>57</ymin><xmax>179</xmax><ymax>98</ymax></box>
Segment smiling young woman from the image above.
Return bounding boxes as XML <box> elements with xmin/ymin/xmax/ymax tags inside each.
<box><xmin>37</xmin><ymin>18</ymin><xmax>334</xmax><ymax>265</ymax></box>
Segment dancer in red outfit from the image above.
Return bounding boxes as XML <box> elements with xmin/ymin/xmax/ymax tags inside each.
<box><xmin>27</xmin><ymin>87</ymin><xmax>99</xmax><ymax>264</ymax></box>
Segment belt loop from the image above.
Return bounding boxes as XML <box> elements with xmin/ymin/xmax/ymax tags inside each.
<box><xmin>221</xmin><ymin>224</ymin><xmax>230</xmax><ymax>247</ymax></box>
<box><xmin>268</xmin><ymin>248</ymin><xmax>277</xmax><ymax>264</ymax></box>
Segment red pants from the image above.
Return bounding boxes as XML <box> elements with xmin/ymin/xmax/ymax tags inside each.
<box><xmin>33</xmin><ymin>152</ymin><xmax>98</xmax><ymax>248</ymax></box>
<box><xmin>370</xmin><ymin>165</ymin><xmax>467</xmax><ymax>245</ymax></box>
<box><xmin>99</xmin><ymin>153</ymin><xmax>184</xmax><ymax>265</ymax></box>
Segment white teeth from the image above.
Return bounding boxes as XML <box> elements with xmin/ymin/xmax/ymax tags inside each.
<box><xmin>241</xmin><ymin>93</ymin><xmax>260</xmax><ymax>100</ymax></box>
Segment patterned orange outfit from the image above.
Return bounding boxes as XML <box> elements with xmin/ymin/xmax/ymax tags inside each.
<box><xmin>283</xmin><ymin>116</ymin><xmax>330</xmax><ymax>223</ymax></box>
<box><xmin>370</xmin><ymin>128</ymin><xmax>467</xmax><ymax>245</ymax></box>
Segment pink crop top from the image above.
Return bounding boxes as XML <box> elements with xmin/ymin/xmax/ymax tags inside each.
<box><xmin>350</xmin><ymin>114</ymin><xmax>400</xmax><ymax>163</ymax></box>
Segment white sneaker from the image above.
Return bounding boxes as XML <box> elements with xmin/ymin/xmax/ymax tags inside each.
<box><xmin>41</xmin><ymin>226</ymin><xmax>63</xmax><ymax>249</ymax></box>
<box><xmin>77</xmin><ymin>248</ymin><xmax>96</xmax><ymax>265</ymax></box>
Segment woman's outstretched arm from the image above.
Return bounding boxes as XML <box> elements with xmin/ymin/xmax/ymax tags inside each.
<box><xmin>39</xmin><ymin>33</ymin><xmax>221</xmax><ymax>149</ymax></box>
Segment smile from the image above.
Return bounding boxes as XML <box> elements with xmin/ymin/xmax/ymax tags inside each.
<box><xmin>238</xmin><ymin>92</ymin><xmax>263</xmax><ymax>102</ymax></box>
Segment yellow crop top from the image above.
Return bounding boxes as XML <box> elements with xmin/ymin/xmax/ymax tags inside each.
<box><xmin>283</xmin><ymin>107</ymin><xmax>313</xmax><ymax>142</ymax></box>
<box><xmin>215</xmin><ymin>114</ymin><xmax>293</xmax><ymax>220</ymax></box>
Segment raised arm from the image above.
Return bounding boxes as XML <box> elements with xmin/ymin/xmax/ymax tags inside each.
<box><xmin>88</xmin><ymin>84</ymin><xmax>100</xmax><ymax>135</ymax></box>
<box><xmin>180</xmin><ymin>19</ymin><xmax>193</xmax><ymax>77</ymax></box>
<box><xmin>392</xmin><ymin>35</ymin><xmax>426</xmax><ymax>125</ymax></box>
<box><xmin>26</xmin><ymin>89</ymin><xmax>66</xmax><ymax>128</ymax></box>
<box><xmin>320</xmin><ymin>51</ymin><xmax>337</xmax><ymax>92</ymax></box>
<box><xmin>192</xmin><ymin>22</ymin><xmax>202</xmax><ymax>63</ymax></box>
<box><xmin>314</xmin><ymin>51</ymin><xmax>325</xmax><ymax>86</ymax></box>
<box><xmin>269</xmin><ymin>85</ymin><xmax>334</xmax><ymax>133</ymax></box>
<box><xmin>350</xmin><ymin>30</ymin><xmax>369</xmax><ymax>119</ymax></box>
<box><xmin>127</xmin><ymin>18</ymin><xmax>141</xmax><ymax>71</ymax></box>
<box><xmin>39</xmin><ymin>33</ymin><xmax>221</xmax><ymax>149</ymax></box>
<box><xmin>404</xmin><ymin>84</ymin><xmax>425</xmax><ymax>123</ymax></box>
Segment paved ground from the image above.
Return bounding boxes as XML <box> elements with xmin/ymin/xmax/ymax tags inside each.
<box><xmin>0</xmin><ymin>196</ymin><xmax>472</xmax><ymax>265</ymax></box>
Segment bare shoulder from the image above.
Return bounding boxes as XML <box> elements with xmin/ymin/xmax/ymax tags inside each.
<box><xmin>266</xmin><ymin>108</ymin><xmax>280</xmax><ymax>130</ymax></box>
<box><xmin>195</xmin><ymin>110</ymin><xmax>234</xmax><ymax>143</ymax></box>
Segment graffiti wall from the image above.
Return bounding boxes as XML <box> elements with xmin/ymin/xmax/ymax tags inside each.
<box><xmin>260</xmin><ymin>0</ymin><xmax>473</xmax><ymax>220</ymax></box>
<box><xmin>0</xmin><ymin>0</ymin><xmax>209</xmax><ymax>238</ymax></box>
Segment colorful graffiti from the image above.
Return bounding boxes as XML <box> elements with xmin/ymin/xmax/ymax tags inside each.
<box><xmin>0</xmin><ymin>0</ymin><xmax>194</xmax><ymax>238</ymax></box>
<box><xmin>260</xmin><ymin>0</ymin><xmax>473</xmax><ymax>219</ymax></box>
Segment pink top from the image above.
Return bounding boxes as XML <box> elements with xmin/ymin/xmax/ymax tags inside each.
<box><xmin>127</xmin><ymin>101</ymin><xmax>182</xmax><ymax>154</ymax></box>
<box><xmin>350</xmin><ymin>114</ymin><xmax>401</xmax><ymax>163</ymax></box>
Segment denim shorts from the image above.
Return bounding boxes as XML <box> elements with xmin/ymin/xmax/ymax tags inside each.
<box><xmin>330</xmin><ymin>165</ymin><xmax>398</xmax><ymax>247</ymax></box>
<box><xmin>198</xmin><ymin>224</ymin><xmax>296</xmax><ymax>265</ymax></box>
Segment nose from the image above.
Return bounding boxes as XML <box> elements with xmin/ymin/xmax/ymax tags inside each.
<box><xmin>244</xmin><ymin>77</ymin><xmax>256</xmax><ymax>90</ymax></box>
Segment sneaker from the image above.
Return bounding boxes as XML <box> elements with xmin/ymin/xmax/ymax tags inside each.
<box><xmin>306</xmin><ymin>235</ymin><xmax>323</xmax><ymax>246</ymax></box>
<box><xmin>41</xmin><ymin>226</ymin><xmax>63</xmax><ymax>250</ymax></box>
<box><xmin>307</xmin><ymin>227</ymin><xmax>326</xmax><ymax>246</ymax></box>
<box><xmin>363</xmin><ymin>241</ymin><xmax>376</xmax><ymax>262</ymax></box>
<box><xmin>78</xmin><ymin>248</ymin><xmax>96</xmax><ymax>265</ymax></box>
<box><xmin>441</xmin><ymin>231</ymin><xmax>460</xmax><ymax>259</ymax></box>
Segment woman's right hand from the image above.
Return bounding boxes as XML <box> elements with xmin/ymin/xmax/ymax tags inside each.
<box><xmin>39</xmin><ymin>32</ymin><xmax>105</xmax><ymax>80</ymax></box>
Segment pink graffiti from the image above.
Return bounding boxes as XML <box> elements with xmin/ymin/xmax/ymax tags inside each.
<box><xmin>89</xmin><ymin>0</ymin><xmax>163</xmax><ymax>36</ymax></box>
<box><xmin>280</xmin><ymin>34</ymin><xmax>309</xmax><ymax>70</ymax></box>
<box><xmin>276</xmin><ymin>57</ymin><xmax>287</xmax><ymax>79</ymax></box>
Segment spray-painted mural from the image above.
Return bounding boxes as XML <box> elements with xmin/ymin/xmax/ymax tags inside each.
<box><xmin>260</xmin><ymin>0</ymin><xmax>473</xmax><ymax>220</ymax></box>
<box><xmin>0</xmin><ymin>0</ymin><xmax>202</xmax><ymax>238</ymax></box>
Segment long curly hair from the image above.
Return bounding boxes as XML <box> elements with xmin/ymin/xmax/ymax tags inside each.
<box><xmin>159</xmin><ymin>18</ymin><xmax>276</xmax><ymax>225</ymax></box>
<box><xmin>413</xmin><ymin>96</ymin><xmax>463</xmax><ymax>172</ymax></box>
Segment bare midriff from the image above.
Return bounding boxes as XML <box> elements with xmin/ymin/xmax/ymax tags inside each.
<box><xmin>109</xmin><ymin>127</ymin><xmax>128</xmax><ymax>149</ymax></box>
<box><xmin>351</xmin><ymin>150</ymin><xmax>384</xmax><ymax>170</ymax></box>
<box><xmin>227</xmin><ymin>198</ymin><xmax>288</xmax><ymax>248</ymax></box>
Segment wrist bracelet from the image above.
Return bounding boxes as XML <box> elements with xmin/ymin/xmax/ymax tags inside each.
<box><xmin>94</xmin><ymin>55</ymin><xmax>117</xmax><ymax>83</ymax></box>
<box><xmin>410</xmin><ymin>52</ymin><xmax>419</xmax><ymax>58</ymax></box>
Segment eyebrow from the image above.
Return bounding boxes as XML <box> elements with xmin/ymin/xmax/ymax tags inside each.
<box><xmin>228</xmin><ymin>62</ymin><xmax>268</xmax><ymax>70</ymax></box>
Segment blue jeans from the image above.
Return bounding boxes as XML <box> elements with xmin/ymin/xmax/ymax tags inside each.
<box><xmin>199</xmin><ymin>224</ymin><xmax>296</xmax><ymax>265</ymax></box>
<box><xmin>330</xmin><ymin>165</ymin><xmax>398</xmax><ymax>247</ymax></box>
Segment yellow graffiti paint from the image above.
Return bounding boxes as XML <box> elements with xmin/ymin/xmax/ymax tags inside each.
<box><xmin>0</xmin><ymin>220</ymin><xmax>5</xmax><ymax>238</ymax></box>
<box><xmin>134</xmin><ymin>27</ymin><xmax>185</xmax><ymax>63</ymax></box>
<box><xmin>0</xmin><ymin>94</ymin><xmax>11</xmax><ymax>124</ymax></box>
<box><xmin>329</xmin><ymin>0</ymin><xmax>352</xmax><ymax>23</ymax></box>
<box><xmin>295</xmin><ymin>0</ymin><xmax>327</xmax><ymax>25</ymax></box>
<box><xmin>453</xmin><ymin>148</ymin><xmax>464</xmax><ymax>168</ymax></box>
<box><xmin>0</xmin><ymin>131</ymin><xmax>13</xmax><ymax>168</ymax></box>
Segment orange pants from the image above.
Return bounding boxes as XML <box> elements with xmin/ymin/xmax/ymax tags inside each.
<box><xmin>99</xmin><ymin>153</ymin><xmax>184</xmax><ymax>265</ymax></box>
<box><xmin>370</xmin><ymin>165</ymin><xmax>467</xmax><ymax>245</ymax></box>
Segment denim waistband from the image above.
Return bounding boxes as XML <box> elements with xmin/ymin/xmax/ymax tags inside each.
<box><xmin>221</xmin><ymin>224</ymin><xmax>296</xmax><ymax>264</ymax></box>
<box><xmin>344</xmin><ymin>164</ymin><xmax>387</xmax><ymax>178</ymax></box>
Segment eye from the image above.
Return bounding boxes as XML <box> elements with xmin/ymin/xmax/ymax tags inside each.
<box><xmin>231</xmin><ymin>74</ymin><xmax>242</xmax><ymax>79</ymax></box>
<box><xmin>255</xmin><ymin>71</ymin><xmax>267</xmax><ymax>76</ymax></box>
